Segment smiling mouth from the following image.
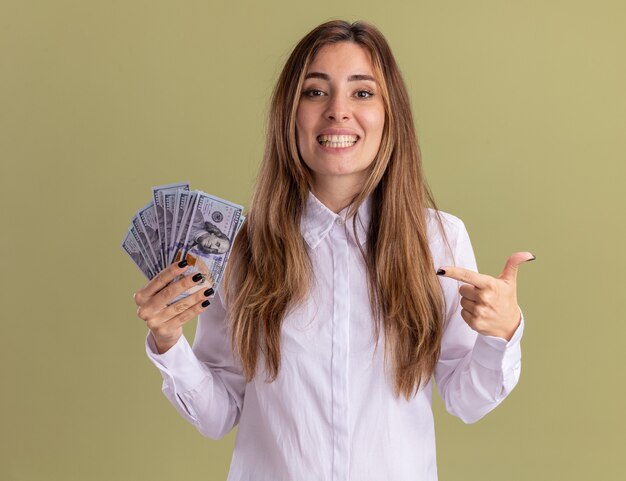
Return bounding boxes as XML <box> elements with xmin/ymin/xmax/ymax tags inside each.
<box><xmin>317</xmin><ymin>134</ymin><xmax>359</xmax><ymax>148</ymax></box>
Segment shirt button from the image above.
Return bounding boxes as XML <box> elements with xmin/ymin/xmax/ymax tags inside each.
<box><xmin>335</xmin><ymin>218</ymin><xmax>344</xmax><ymax>226</ymax></box>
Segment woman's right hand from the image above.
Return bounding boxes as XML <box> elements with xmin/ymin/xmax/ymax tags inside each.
<box><xmin>133</xmin><ymin>260</ymin><xmax>214</xmax><ymax>354</ymax></box>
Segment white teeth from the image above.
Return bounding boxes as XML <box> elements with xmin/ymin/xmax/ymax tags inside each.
<box><xmin>321</xmin><ymin>141</ymin><xmax>356</xmax><ymax>148</ymax></box>
<box><xmin>317</xmin><ymin>135</ymin><xmax>358</xmax><ymax>142</ymax></box>
<box><xmin>317</xmin><ymin>134</ymin><xmax>358</xmax><ymax>147</ymax></box>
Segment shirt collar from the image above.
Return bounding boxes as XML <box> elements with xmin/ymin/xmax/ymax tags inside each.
<box><xmin>300</xmin><ymin>190</ymin><xmax>372</xmax><ymax>249</ymax></box>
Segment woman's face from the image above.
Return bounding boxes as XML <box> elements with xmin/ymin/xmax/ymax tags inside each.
<box><xmin>295</xmin><ymin>41</ymin><xmax>385</xmax><ymax>192</ymax></box>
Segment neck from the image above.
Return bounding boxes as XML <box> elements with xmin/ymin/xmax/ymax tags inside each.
<box><xmin>310</xmin><ymin>175</ymin><xmax>364</xmax><ymax>213</ymax></box>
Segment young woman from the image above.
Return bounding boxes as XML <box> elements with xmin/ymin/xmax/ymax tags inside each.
<box><xmin>133</xmin><ymin>19</ymin><xmax>533</xmax><ymax>481</ymax></box>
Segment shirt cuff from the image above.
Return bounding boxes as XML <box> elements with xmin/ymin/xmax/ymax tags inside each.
<box><xmin>471</xmin><ymin>307</ymin><xmax>525</xmax><ymax>371</ymax></box>
<box><xmin>145</xmin><ymin>331</ymin><xmax>212</xmax><ymax>394</ymax></box>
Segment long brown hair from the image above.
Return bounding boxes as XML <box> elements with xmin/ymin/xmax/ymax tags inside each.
<box><xmin>224</xmin><ymin>19</ymin><xmax>453</xmax><ymax>400</ymax></box>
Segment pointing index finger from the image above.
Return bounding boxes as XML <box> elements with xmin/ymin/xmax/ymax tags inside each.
<box><xmin>436</xmin><ymin>266</ymin><xmax>493</xmax><ymax>289</ymax></box>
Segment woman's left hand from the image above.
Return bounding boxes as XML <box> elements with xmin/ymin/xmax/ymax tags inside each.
<box><xmin>436</xmin><ymin>252</ymin><xmax>535</xmax><ymax>341</ymax></box>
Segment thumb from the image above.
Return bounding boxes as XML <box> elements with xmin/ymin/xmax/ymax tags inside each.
<box><xmin>499</xmin><ymin>252</ymin><xmax>536</xmax><ymax>283</ymax></box>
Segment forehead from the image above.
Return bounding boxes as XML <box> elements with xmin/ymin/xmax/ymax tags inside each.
<box><xmin>306</xmin><ymin>42</ymin><xmax>376</xmax><ymax>77</ymax></box>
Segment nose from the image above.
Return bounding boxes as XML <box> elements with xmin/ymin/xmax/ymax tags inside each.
<box><xmin>325</xmin><ymin>93</ymin><xmax>350</xmax><ymax>121</ymax></box>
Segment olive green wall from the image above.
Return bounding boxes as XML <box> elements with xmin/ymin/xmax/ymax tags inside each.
<box><xmin>1</xmin><ymin>1</ymin><xmax>624</xmax><ymax>480</ymax></box>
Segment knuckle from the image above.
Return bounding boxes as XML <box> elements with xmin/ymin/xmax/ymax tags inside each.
<box><xmin>136</xmin><ymin>306</ymin><xmax>147</xmax><ymax>320</ymax></box>
<box><xmin>161</xmin><ymin>284</ymin><xmax>174</xmax><ymax>301</ymax></box>
<box><xmin>133</xmin><ymin>291</ymin><xmax>143</xmax><ymax>306</ymax></box>
<box><xmin>481</xmin><ymin>291</ymin><xmax>493</xmax><ymax>304</ymax></box>
<box><xmin>173</xmin><ymin>302</ymin><xmax>190</xmax><ymax>314</ymax></box>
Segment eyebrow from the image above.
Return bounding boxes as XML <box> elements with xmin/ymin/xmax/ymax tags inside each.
<box><xmin>304</xmin><ymin>72</ymin><xmax>377</xmax><ymax>82</ymax></box>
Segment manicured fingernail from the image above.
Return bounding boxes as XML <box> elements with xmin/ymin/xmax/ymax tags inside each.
<box><xmin>178</xmin><ymin>259</ymin><xmax>188</xmax><ymax>268</ymax></box>
<box><xmin>527</xmin><ymin>254</ymin><xmax>536</xmax><ymax>262</ymax></box>
<box><xmin>436</xmin><ymin>269</ymin><xmax>445</xmax><ymax>275</ymax></box>
<box><xmin>192</xmin><ymin>273</ymin><xmax>203</xmax><ymax>282</ymax></box>
<box><xmin>201</xmin><ymin>300</ymin><xmax>210</xmax><ymax>307</ymax></box>
<box><xmin>203</xmin><ymin>288</ymin><xmax>214</xmax><ymax>297</ymax></box>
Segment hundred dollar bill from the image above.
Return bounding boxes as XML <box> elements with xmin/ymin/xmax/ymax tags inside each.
<box><xmin>221</xmin><ymin>214</ymin><xmax>245</xmax><ymax>266</ymax></box>
<box><xmin>121</xmin><ymin>229</ymin><xmax>155</xmax><ymax>279</ymax></box>
<box><xmin>129</xmin><ymin>223</ymin><xmax>158</xmax><ymax>277</ymax></box>
<box><xmin>153</xmin><ymin>191</ymin><xmax>166</xmax><ymax>268</ymax></box>
<box><xmin>134</xmin><ymin>202</ymin><xmax>161</xmax><ymax>270</ymax></box>
<box><xmin>163</xmin><ymin>191</ymin><xmax>178</xmax><ymax>264</ymax></box>
<box><xmin>170</xmin><ymin>191</ymin><xmax>198</xmax><ymax>264</ymax></box>
<box><xmin>167</xmin><ymin>189</ymin><xmax>190</xmax><ymax>264</ymax></box>
<box><xmin>172</xmin><ymin>191</ymin><xmax>243</xmax><ymax>298</ymax></box>
<box><xmin>153</xmin><ymin>182</ymin><xmax>189</xmax><ymax>269</ymax></box>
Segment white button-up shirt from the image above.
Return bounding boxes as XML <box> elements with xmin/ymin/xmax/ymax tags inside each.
<box><xmin>145</xmin><ymin>192</ymin><xmax>524</xmax><ymax>481</ymax></box>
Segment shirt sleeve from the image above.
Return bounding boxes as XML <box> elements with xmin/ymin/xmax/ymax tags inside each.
<box><xmin>145</xmin><ymin>286</ymin><xmax>246</xmax><ymax>439</ymax></box>
<box><xmin>433</xmin><ymin>218</ymin><xmax>524</xmax><ymax>424</ymax></box>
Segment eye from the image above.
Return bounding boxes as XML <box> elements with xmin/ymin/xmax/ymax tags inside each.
<box><xmin>302</xmin><ymin>88</ymin><xmax>325</xmax><ymax>97</ymax></box>
<box><xmin>355</xmin><ymin>89</ymin><xmax>375</xmax><ymax>99</ymax></box>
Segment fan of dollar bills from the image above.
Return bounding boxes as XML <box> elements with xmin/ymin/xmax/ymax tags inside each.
<box><xmin>121</xmin><ymin>182</ymin><xmax>244</xmax><ymax>299</ymax></box>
